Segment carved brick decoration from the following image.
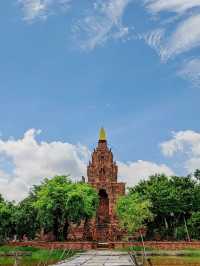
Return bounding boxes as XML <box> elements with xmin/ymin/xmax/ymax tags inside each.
<box><xmin>86</xmin><ymin>129</ymin><xmax>126</xmax><ymax>242</ymax></box>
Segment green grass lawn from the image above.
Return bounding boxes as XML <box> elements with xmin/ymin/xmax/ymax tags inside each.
<box><xmin>0</xmin><ymin>245</ymin><xmax>76</xmax><ymax>265</ymax></box>
<box><xmin>182</xmin><ymin>249</ymin><xmax>200</xmax><ymax>257</ymax></box>
<box><xmin>125</xmin><ymin>247</ymin><xmax>200</xmax><ymax>266</ymax></box>
<box><xmin>121</xmin><ymin>245</ymin><xmax>200</xmax><ymax>256</ymax></box>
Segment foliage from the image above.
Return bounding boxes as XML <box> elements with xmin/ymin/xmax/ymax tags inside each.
<box><xmin>0</xmin><ymin>199</ymin><xmax>15</xmax><ymax>242</ymax></box>
<box><xmin>176</xmin><ymin>226</ymin><xmax>187</xmax><ymax>241</ymax></box>
<box><xmin>1</xmin><ymin>168</ymin><xmax>200</xmax><ymax>242</ymax></box>
<box><xmin>194</xmin><ymin>169</ymin><xmax>200</xmax><ymax>181</ymax></box>
<box><xmin>66</xmin><ymin>182</ymin><xmax>99</xmax><ymax>224</ymax></box>
<box><xmin>188</xmin><ymin>211</ymin><xmax>200</xmax><ymax>239</ymax></box>
<box><xmin>116</xmin><ymin>193</ymin><xmax>153</xmax><ymax>234</ymax></box>
<box><xmin>14</xmin><ymin>193</ymin><xmax>39</xmax><ymax>240</ymax></box>
<box><xmin>130</xmin><ymin>172</ymin><xmax>200</xmax><ymax>240</ymax></box>
<box><xmin>34</xmin><ymin>176</ymin><xmax>98</xmax><ymax>240</ymax></box>
<box><xmin>0</xmin><ymin>194</ymin><xmax>4</xmax><ymax>203</ymax></box>
<box><xmin>131</xmin><ymin>174</ymin><xmax>196</xmax><ymax>216</ymax></box>
<box><xmin>0</xmin><ymin>176</ymin><xmax>98</xmax><ymax>242</ymax></box>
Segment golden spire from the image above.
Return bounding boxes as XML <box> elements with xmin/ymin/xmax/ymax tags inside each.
<box><xmin>99</xmin><ymin>127</ymin><xmax>106</xmax><ymax>141</ymax></box>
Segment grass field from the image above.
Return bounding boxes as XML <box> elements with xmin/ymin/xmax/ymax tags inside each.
<box><xmin>126</xmin><ymin>246</ymin><xmax>200</xmax><ymax>256</ymax></box>
<box><xmin>0</xmin><ymin>245</ymin><xmax>76</xmax><ymax>265</ymax></box>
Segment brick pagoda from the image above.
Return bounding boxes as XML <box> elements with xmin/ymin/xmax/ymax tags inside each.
<box><xmin>86</xmin><ymin>128</ymin><xmax>126</xmax><ymax>242</ymax></box>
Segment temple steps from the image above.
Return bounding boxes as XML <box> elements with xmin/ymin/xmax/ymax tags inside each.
<box><xmin>97</xmin><ymin>242</ymin><xmax>110</xmax><ymax>249</ymax></box>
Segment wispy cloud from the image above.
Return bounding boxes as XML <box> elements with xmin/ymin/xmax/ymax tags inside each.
<box><xmin>18</xmin><ymin>0</ymin><xmax>48</xmax><ymax>21</ymax></box>
<box><xmin>72</xmin><ymin>0</ymin><xmax>132</xmax><ymax>50</ymax></box>
<box><xmin>163</xmin><ymin>14</ymin><xmax>200</xmax><ymax>60</ymax></box>
<box><xmin>142</xmin><ymin>2</ymin><xmax>200</xmax><ymax>60</ymax></box>
<box><xmin>142</xmin><ymin>28</ymin><xmax>165</xmax><ymax>58</ymax></box>
<box><xmin>178</xmin><ymin>57</ymin><xmax>200</xmax><ymax>87</ymax></box>
<box><xmin>18</xmin><ymin>0</ymin><xmax>72</xmax><ymax>21</ymax></box>
<box><xmin>140</xmin><ymin>1</ymin><xmax>200</xmax><ymax>85</ymax></box>
<box><xmin>145</xmin><ymin>0</ymin><xmax>200</xmax><ymax>14</ymax></box>
<box><xmin>17</xmin><ymin>0</ymin><xmax>200</xmax><ymax>87</ymax></box>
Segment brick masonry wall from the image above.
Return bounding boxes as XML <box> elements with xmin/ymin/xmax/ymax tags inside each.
<box><xmin>9</xmin><ymin>241</ymin><xmax>97</xmax><ymax>250</ymax></box>
<box><xmin>112</xmin><ymin>241</ymin><xmax>200</xmax><ymax>250</ymax></box>
<box><xmin>9</xmin><ymin>241</ymin><xmax>200</xmax><ymax>250</ymax></box>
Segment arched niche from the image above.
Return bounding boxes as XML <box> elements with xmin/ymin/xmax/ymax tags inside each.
<box><xmin>97</xmin><ymin>189</ymin><xmax>110</xmax><ymax>224</ymax></box>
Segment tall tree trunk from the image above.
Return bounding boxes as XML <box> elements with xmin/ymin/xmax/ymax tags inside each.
<box><xmin>63</xmin><ymin>220</ymin><xmax>69</xmax><ymax>241</ymax></box>
<box><xmin>53</xmin><ymin>217</ymin><xmax>59</xmax><ymax>241</ymax></box>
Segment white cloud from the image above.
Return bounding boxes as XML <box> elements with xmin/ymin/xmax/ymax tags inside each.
<box><xmin>160</xmin><ymin>130</ymin><xmax>200</xmax><ymax>173</ymax></box>
<box><xmin>161</xmin><ymin>14</ymin><xmax>200</xmax><ymax>60</ymax></box>
<box><xmin>72</xmin><ymin>0</ymin><xmax>132</xmax><ymax>50</ymax></box>
<box><xmin>140</xmin><ymin>10</ymin><xmax>200</xmax><ymax>61</ymax></box>
<box><xmin>74</xmin><ymin>0</ymin><xmax>200</xmax><ymax>84</ymax></box>
<box><xmin>140</xmin><ymin>1</ymin><xmax>200</xmax><ymax>87</ymax></box>
<box><xmin>18</xmin><ymin>0</ymin><xmax>48</xmax><ymax>21</ymax></box>
<box><xmin>118</xmin><ymin>160</ymin><xmax>174</xmax><ymax>187</ymax></box>
<box><xmin>161</xmin><ymin>130</ymin><xmax>200</xmax><ymax>156</ymax></box>
<box><xmin>142</xmin><ymin>28</ymin><xmax>165</xmax><ymax>57</ymax></box>
<box><xmin>0</xmin><ymin>128</ymin><xmax>175</xmax><ymax>202</ymax></box>
<box><xmin>18</xmin><ymin>0</ymin><xmax>132</xmax><ymax>48</ymax></box>
<box><xmin>145</xmin><ymin>0</ymin><xmax>200</xmax><ymax>14</ymax></box>
<box><xmin>0</xmin><ymin>129</ymin><xmax>89</xmax><ymax>201</ymax></box>
<box><xmin>18</xmin><ymin>0</ymin><xmax>200</xmax><ymax>72</ymax></box>
<box><xmin>179</xmin><ymin>57</ymin><xmax>200</xmax><ymax>87</ymax></box>
<box><xmin>18</xmin><ymin>0</ymin><xmax>72</xmax><ymax>21</ymax></box>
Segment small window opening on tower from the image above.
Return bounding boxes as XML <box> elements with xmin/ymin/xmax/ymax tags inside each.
<box><xmin>99</xmin><ymin>168</ymin><xmax>105</xmax><ymax>175</ymax></box>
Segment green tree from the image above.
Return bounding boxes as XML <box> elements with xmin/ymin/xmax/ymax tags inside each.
<box><xmin>0</xmin><ymin>199</ymin><xmax>15</xmax><ymax>242</ymax></box>
<box><xmin>116</xmin><ymin>193</ymin><xmax>153</xmax><ymax>235</ymax></box>
<box><xmin>34</xmin><ymin>176</ymin><xmax>98</xmax><ymax>241</ymax></box>
<box><xmin>14</xmin><ymin>193</ymin><xmax>39</xmax><ymax>240</ymax></box>
<box><xmin>130</xmin><ymin>174</ymin><xmax>199</xmax><ymax>240</ymax></box>
<box><xmin>67</xmin><ymin>182</ymin><xmax>99</xmax><ymax>225</ymax></box>
<box><xmin>194</xmin><ymin>169</ymin><xmax>200</xmax><ymax>181</ymax></box>
<box><xmin>0</xmin><ymin>194</ymin><xmax>4</xmax><ymax>203</ymax></box>
<box><xmin>188</xmin><ymin>212</ymin><xmax>200</xmax><ymax>239</ymax></box>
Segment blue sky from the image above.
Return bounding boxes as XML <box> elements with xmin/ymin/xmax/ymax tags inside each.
<box><xmin>0</xmin><ymin>0</ymin><xmax>200</xmax><ymax>201</ymax></box>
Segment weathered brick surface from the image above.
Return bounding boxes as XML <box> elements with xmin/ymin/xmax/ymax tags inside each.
<box><xmin>111</xmin><ymin>241</ymin><xmax>200</xmax><ymax>250</ymax></box>
<box><xmin>9</xmin><ymin>241</ymin><xmax>97</xmax><ymax>250</ymax></box>
<box><xmin>9</xmin><ymin>241</ymin><xmax>200</xmax><ymax>250</ymax></box>
<box><xmin>87</xmin><ymin>139</ymin><xmax>126</xmax><ymax>241</ymax></box>
<box><xmin>69</xmin><ymin>137</ymin><xmax>126</xmax><ymax>242</ymax></box>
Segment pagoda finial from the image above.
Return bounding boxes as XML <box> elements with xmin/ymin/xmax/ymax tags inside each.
<box><xmin>99</xmin><ymin>127</ymin><xmax>106</xmax><ymax>141</ymax></box>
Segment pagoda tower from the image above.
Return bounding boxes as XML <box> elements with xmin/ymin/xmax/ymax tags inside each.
<box><xmin>87</xmin><ymin>128</ymin><xmax>126</xmax><ymax>241</ymax></box>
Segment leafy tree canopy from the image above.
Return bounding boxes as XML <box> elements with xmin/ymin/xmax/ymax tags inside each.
<box><xmin>129</xmin><ymin>172</ymin><xmax>200</xmax><ymax>240</ymax></box>
<box><xmin>0</xmin><ymin>194</ymin><xmax>4</xmax><ymax>203</ymax></box>
<box><xmin>130</xmin><ymin>174</ymin><xmax>196</xmax><ymax>216</ymax></box>
<box><xmin>194</xmin><ymin>169</ymin><xmax>200</xmax><ymax>181</ymax></box>
<box><xmin>34</xmin><ymin>176</ymin><xmax>98</xmax><ymax>241</ymax></box>
<box><xmin>188</xmin><ymin>211</ymin><xmax>200</xmax><ymax>239</ymax></box>
<box><xmin>116</xmin><ymin>193</ymin><xmax>153</xmax><ymax>234</ymax></box>
<box><xmin>14</xmin><ymin>193</ymin><xmax>39</xmax><ymax>240</ymax></box>
<box><xmin>0</xmin><ymin>200</ymin><xmax>15</xmax><ymax>241</ymax></box>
